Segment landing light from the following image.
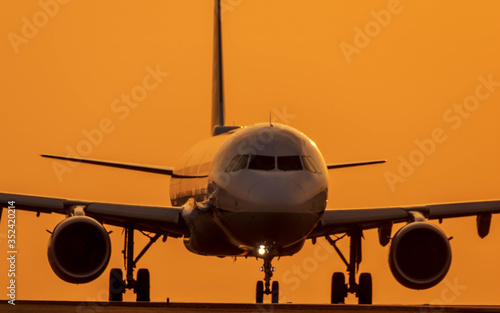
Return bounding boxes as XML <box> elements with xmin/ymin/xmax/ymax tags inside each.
<box><xmin>258</xmin><ymin>245</ymin><xmax>266</xmax><ymax>255</ymax></box>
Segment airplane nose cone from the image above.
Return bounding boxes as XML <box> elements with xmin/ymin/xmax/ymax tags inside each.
<box><xmin>248</xmin><ymin>178</ymin><xmax>305</xmax><ymax>206</ymax></box>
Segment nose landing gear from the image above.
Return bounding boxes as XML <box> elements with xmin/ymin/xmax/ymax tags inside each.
<box><xmin>256</xmin><ymin>257</ymin><xmax>280</xmax><ymax>303</ymax></box>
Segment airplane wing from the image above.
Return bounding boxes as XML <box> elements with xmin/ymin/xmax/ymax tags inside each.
<box><xmin>0</xmin><ymin>192</ymin><xmax>188</xmax><ymax>237</ymax></box>
<box><xmin>310</xmin><ymin>200</ymin><xmax>500</xmax><ymax>239</ymax></box>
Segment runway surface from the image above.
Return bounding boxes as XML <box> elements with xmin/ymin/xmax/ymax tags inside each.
<box><xmin>2</xmin><ymin>301</ymin><xmax>500</xmax><ymax>313</ymax></box>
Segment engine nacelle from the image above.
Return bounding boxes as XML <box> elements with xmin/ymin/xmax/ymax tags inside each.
<box><xmin>48</xmin><ymin>216</ymin><xmax>111</xmax><ymax>284</ymax></box>
<box><xmin>389</xmin><ymin>222</ymin><xmax>451</xmax><ymax>290</ymax></box>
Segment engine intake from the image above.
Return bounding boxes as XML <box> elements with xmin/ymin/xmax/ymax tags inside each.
<box><xmin>48</xmin><ymin>216</ymin><xmax>111</xmax><ymax>284</ymax></box>
<box><xmin>389</xmin><ymin>222</ymin><xmax>451</xmax><ymax>290</ymax></box>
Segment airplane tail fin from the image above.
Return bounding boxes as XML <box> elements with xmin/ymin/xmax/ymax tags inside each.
<box><xmin>211</xmin><ymin>0</ymin><xmax>225</xmax><ymax>133</ymax></box>
<box><xmin>211</xmin><ymin>0</ymin><xmax>240</xmax><ymax>136</ymax></box>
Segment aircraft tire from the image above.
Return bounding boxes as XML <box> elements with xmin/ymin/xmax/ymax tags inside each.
<box><xmin>135</xmin><ymin>268</ymin><xmax>150</xmax><ymax>302</ymax></box>
<box><xmin>271</xmin><ymin>281</ymin><xmax>279</xmax><ymax>303</ymax></box>
<box><xmin>109</xmin><ymin>268</ymin><xmax>125</xmax><ymax>301</ymax></box>
<box><xmin>357</xmin><ymin>272</ymin><xmax>372</xmax><ymax>304</ymax></box>
<box><xmin>331</xmin><ymin>272</ymin><xmax>346</xmax><ymax>304</ymax></box>
<box><xmin>256</xmin><ymin>281</ymin><xmax>264</xmax><ymax>303</ymax></box>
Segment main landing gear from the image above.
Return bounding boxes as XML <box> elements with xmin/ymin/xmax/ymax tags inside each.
<box><xmin>109</xmin><ymin>227</ymin><xmax>162</xmax><ymax>302</ymax></box>
<box><xmin>256</xmin><ymin>256</ymin><xmax>279</xmax><ymax>303</ymax></box>
<box><xmin>326</xmin><ymin>228</ymin><xmax>372</xmax><ymax>304</ymax></box>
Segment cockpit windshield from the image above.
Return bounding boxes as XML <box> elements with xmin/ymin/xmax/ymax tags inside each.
<box><xmin>225</xmin><ymin>155</ymin><xmax>249</xmax><ymax>172</ymax></box>
<box><xmin>301</xmin><ymin>156</ymin><xmax>321</xmax><ymax>173</ymax></box>
<box><xmin>225</xmin><ymin>154</ymin><xmax>321</xmax><ymax>173</ymax></box>
<box><xmin>277</xmin><ymin>156</ymin><xmax>302</xmax><ymax>171</ymax></box>
<box><xmin>233</xmin><ymin>155</ymin><xmax>249</xmax><ymax>171</ymax></box>
<box><xmin>249</xmin><ymin>155</ymin><xmax>275</xmax><ymax>171</ymax></box>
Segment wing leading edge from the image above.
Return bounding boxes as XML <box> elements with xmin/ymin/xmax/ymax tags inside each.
<box><xmin>311</xmin><ymin>200</ymin><xmax>500</xmax><ymax>238</ymax></box>
<box><xmin>0</xmin><ymin>192</ymin><xmax>188</xmax><ymax>236</ymax></box>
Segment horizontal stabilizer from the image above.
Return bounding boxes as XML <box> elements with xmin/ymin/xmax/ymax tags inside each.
<box><xmin>327</xmin><ymin>160</ymin><xmax>386</xmax><ymax>170</ymax></box>
<box><xmin>41</xmin><ymin>154</ymin><xmax>207</xmax><ymax>179</ymax></box>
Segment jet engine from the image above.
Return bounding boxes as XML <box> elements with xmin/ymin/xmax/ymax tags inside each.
<box><xmin>389</xmin><ymin>222</ymin><xmax>451</xmax><ymax>289</ymax></box>
<box><xmin>47</xmin><ymin>216</ymin><xmax>111</xmax><ymax>284</ymax></box>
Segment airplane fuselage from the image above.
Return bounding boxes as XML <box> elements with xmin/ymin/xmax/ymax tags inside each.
<box><xmin>170</xmin><ymin>123</ymin><xmax>328</xmax><ymax>258</ymax></box>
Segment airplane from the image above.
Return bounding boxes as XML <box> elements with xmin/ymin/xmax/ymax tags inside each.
<box><xmin>2</xmin><ymin>0</ymin><xmax>500</xmax><ymax>305</ymax></box>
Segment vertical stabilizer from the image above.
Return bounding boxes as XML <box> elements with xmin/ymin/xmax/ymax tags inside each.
<box><xmin>211</xmin><ymin>0</ymin><xmax>225</xmax><ymax>133</ymax></box>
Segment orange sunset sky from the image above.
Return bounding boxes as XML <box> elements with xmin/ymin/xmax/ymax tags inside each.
<box><xmin>2</xmin><ymin>0</ymin><xmax>500</xmax><ymax>305</ymax></box>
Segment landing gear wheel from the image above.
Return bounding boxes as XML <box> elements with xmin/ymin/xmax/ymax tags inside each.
<box><xmin>326</xmin><ymin>230</ymin><xmax>374</xmax><ymax>304</ymax></box>
<box><xmin>109</xmin><ymin>268</ymin><xmax>125</xmax><ymax>301</ymax></box>
<box><xmin>357</xmin><ymin>273</ymin><xmax>372</xmax><ymax>304</ymax></box>
<box><xmin>271</xmin><ymin>281</ymin><xmax>279</xmax><ymax>304</ymax></box>
<box><xmin>135</xmin><ymin>268</ymin><xmax>150</xmax><ymax>302</ymax></box>
<box><xmin>331</xmin><ymin>272</ymin><xmax>346</xmax><ymax>304</ymax></box>
<box><xmin>256</xmin><ymin>281</ymin><xmax>264</xmax><ymax>303</ymax></box>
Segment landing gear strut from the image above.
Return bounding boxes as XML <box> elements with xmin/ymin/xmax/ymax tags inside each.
<box><xmin>109</xmin><ymin>227</ymin><xmax>162</xmax><ymax>302</ymax></box>
<box><xmin>326</xmin><ymin>228</ymin><xmax>372</xmax><ymax>304</ymax></box>
<box><xmin>256</xmin><ymin>256</ymin><xmax>279</xmax><ymax>304</ymax></box>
